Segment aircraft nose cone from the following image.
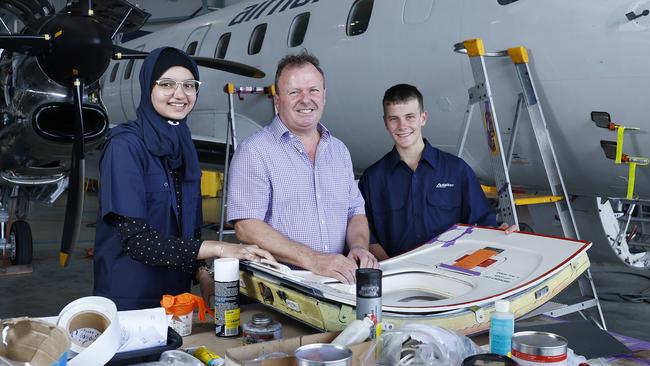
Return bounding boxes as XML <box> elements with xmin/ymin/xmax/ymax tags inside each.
<box><xmin>37</xmin><ymin>14</ymin><xmax>112</xmax><ymax>85</ymax></box>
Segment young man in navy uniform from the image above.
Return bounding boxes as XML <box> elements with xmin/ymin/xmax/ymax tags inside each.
<box><xmin>359</xmin><ymin>84</ymin><xmax>512</xmax><ymax>260</ymax></box>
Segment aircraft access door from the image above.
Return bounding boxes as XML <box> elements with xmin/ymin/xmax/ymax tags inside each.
<box><xmin>120</xmin><ymin>44</ymin><xmax>145</xmax><ymax>122</ymax></box>
<box><xmin>184</xmin><ymin>25</ymin><xmax>211</xmax><ymax>56</ymax></box>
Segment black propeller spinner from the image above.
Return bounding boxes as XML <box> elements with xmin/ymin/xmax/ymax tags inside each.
<box><xmin>37</xmin><ymin>12</ymin><xmax>113</xmax><ymax>86</ymax></box>
<box><xmin>0</xmin><ymin>0</ymin><xmax>265</xmax><ymax>268</ymax></box>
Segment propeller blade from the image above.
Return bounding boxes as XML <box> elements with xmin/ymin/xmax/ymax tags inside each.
<box><xmin>112</xmin><ymin>46</ymin><xmax>265</xmax><ymax>78</ymax></box>
<box><xmin>60</xmin><ymin>78</ymin><xmax>85</xmax><ymax>268</ymax></box>
<box><xmin>0</xmin><ymin>35</ymin><xmax>50</xmax><ymax>55</ymax></box>
<box><xmin>112</xmin><ymin>44</ymin><xmax>148</xmax><ymax>60</ymax></box>
<box><xmin>192</xmin><ymin>56</ymin><xmax>265</xmax><ymax>78</ymax></box>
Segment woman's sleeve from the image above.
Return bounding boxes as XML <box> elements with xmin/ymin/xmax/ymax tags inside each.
<box><xmin>114</xmin><ymin>214</ymin><xmax>203</xmax><ymax>273</ymax></box>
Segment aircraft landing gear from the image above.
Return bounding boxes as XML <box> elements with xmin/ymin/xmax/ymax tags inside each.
<box><xmin>9</xmin><ymin>220</ymin><xmax>33</xmax><ymax>265</ymax></box>
<box><xmin>1</xmin><ymin>187</ymin><xmax>34</xmax><ymax>272</ymax></box>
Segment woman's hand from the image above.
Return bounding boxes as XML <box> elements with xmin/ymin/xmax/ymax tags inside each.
<box><xmin>220</xmin><ymin>243</ymin><xmax>276</xmax><ymax>263</ymax></box>
<box><xmin>198</xmin><ymin>241</ymin><xmax>276</xmax><ymax>262</ymax></box>
<box><xmin>196</xmin><ymin>267</ymin><xmax>214</xmax><ymax>306</ymax></box>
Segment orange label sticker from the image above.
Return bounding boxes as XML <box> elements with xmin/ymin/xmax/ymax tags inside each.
<box><xmin>454</xmin><ymin>249</ymin><xmax>498</xmax><ymax>270</ymax></box>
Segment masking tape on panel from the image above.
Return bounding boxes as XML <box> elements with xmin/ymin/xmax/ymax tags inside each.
<box><xmin>57</xmin><ymin>296</ymin><xmax>121</xmax><ymax>366</ymax></box>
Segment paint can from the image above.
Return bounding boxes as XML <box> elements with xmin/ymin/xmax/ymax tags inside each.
<box><xmin>355</xmin><ymin>268</ymin><xmax>382</xmax><ymax>339</ymax></box>
<box><xmin>294</xmin><ymin>343</ymin><xmax>353</xmax><ymax>366</ymax></box>
<box><xmin>511</xmin><ymin>331</ymin><xmax>568</xmax><ymax>366</ymax></box>
<box><xmin>242</xmin><ymin>313</ymin><xmax>282</xmax><ymax>344</ymax></box>
<box><xmin>214</xmin><ymin>258</ymin><xmax>240</xmax><ymax>337</ymax></box>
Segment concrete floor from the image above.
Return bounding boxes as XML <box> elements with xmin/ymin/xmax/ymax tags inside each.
<box><xmin>1</xmin><ymin>192</ymin><xmax>649</xmax><ymax>342</ymax></box>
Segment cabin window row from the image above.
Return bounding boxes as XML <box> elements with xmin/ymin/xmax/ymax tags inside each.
<box><xmin>109</xmin><ymin>0</ymin><xmax>375</xmax><ymax>82</ymax></box>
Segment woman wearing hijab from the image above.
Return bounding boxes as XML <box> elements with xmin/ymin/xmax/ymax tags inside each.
<box><xmin>93</xmin><ymin>47</ymin><xmax>274</xmax><ymax>310</ymax></box>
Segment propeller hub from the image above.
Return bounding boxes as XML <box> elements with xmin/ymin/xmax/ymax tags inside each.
<box><xmin>36</xmin><ymin>14</ymin><xmax>112</xmax><ymax>85</ymax></box>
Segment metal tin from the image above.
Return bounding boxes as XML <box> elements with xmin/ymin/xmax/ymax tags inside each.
<box><xmin>242</xmin><ymin>313</ymin><xmax>282</xmax><ymax>344</ymax></box>
<box><xmin>511</xmin><ymin>331</ymin><xmax>568</xmax><ymax>365</ymax></box>
<box><xmin>294</xmin><ymin>343</ymin><xmax>352</xmax><ymax>366</ymax></box>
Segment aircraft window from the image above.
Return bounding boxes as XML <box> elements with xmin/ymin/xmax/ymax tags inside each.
<box><xmin>347</xmin><ymin>0</ymin><xmax>374</xmax><ymax>36</ymax></box>
<box><xmin>215</xmin><ymin>32</ymin><xmax>231</xmax><ymax>59</ymax></box>
<box><xmin>248</xmin><ymin>23</ymin><xmax>267</xmax><ymax>55</ymax></box>
<box><xmin>288</xmin><ymin>12</ymin><xmax>310</xmax><ymax>47</ymax></box>
<box><xmin>498</xmin><ymin>0</ymin><xmax>519</xmax><ymax>4</ymax></box>
<box><xmin>124</xmin><ymin>59</ymin><xmax>135</xmax><ymax>80</ymax></box>
<box><xmin>186</xmin><ymin>41</ymin><xmax>198</xmax><ymax>56</ymax></box>
<box><xmin>109</xmin><ymin>63</ymin><xmax>119</xmax><ymax>83</ymax></box>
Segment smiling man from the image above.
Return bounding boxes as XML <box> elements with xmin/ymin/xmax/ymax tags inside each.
<box><xmin>358</xmin><ymin>84</ymin><xmax>498</xmax><ymax>260</ymax></box>
<box><xmin>227</xmin><ymin>51</ymin><xmax>378</xmax><ymax>284</ymax></box>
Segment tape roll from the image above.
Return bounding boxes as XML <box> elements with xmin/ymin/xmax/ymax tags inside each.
<box><xmin>57</xmin><ymin>296</ymin><xmax>121</xmax><ymax>366</ymax></box>
<box><xmin>214</xmin><ymin>258</ymin><xmax>239</xmax><ymax>282</ymax></box>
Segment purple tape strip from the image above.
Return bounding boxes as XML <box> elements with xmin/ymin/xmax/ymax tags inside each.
<box><xmin>428</xmin><ymin>225</ymin><xmax>474</xmax><ymax>247</ymax></box>
<box><xmin>439</xmin><ymin>263</ymin><xmax>480</xmax><ymax>276</ymax></box>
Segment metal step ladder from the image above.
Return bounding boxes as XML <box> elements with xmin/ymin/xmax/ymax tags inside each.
<box><xmin>217</xmin><ymin>83</ymin><xmax>276</xmax><ymax>240</ymax></box>
<box><xmin>454</xmin><ymin>38</ymin><xmax>607</xmax><ymax>329</ymax></box>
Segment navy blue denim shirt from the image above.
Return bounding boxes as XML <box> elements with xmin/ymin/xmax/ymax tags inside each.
<box><xmin>359</xmin><ymin>140</ymin><xmax>496</xmax><ymax>257</ymax></box>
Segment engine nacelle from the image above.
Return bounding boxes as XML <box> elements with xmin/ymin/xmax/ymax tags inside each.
<box><xmin>0</xmin><ymin>54</ymin><xmax>108</xmax><ymax>175</ymax></box>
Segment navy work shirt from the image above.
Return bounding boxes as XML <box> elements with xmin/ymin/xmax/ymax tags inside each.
<box><xmin>359</xmin><ymin>140</ymin><xmax>496</xmax><ymax>257</ymax></box>
<box><xmin>93</xmin><ymin>132</ymin><xmax>202</xmax><ymax>310</ymax></box>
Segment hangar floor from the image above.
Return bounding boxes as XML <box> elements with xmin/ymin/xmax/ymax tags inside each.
<box><xmin>1</xmin><ymin>192</ymin><xmax>649</xmax><ymax>343</ymax></box>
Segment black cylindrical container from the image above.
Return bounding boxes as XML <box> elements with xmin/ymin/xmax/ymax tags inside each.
<box><xmin>355</xmin><ymin>268</ymin><xmax>382</xmax><ymax>339</ymax></box>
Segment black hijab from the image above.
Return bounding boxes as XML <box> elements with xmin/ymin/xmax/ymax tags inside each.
<box><xmin>110</xmin><ymin>47</ymin><xmax>201</xmax><ymax>182</ymax></box>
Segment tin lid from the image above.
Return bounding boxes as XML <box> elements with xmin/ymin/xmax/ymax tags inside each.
<box><xmin>294</xmin><ymin>343</ymin><xmax>352</xmax><ymax>363</ymax></box>
<box><xmin>512</xmin><ymin>331</ymin><xmax>568</xmax><ymax>356</ymax></box>
<box><xmin>251</xmin><ymin>313</ymin><xmax>272</xmax><ymax>326</ymax></box>
<box><xmin>356</xmin><ymin>268</ymin><xmax>382</xmax><ymax>298</ymax></box>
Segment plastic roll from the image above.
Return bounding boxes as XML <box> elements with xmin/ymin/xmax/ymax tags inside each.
<box><xmin>57</xmin><ymin>296</ymin><xmax>121</xmax><ymax>366</ymax></box>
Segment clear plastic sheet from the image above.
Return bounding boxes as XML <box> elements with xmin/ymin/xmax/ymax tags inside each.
<box><xmin>361</xmin><ymin>324</ymin><xmax>483</xmax><ymax>366</ymax></box>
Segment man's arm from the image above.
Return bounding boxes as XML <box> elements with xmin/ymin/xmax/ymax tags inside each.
<box><xmin>234</xmin><ymin>218</ymin><xmax>359</xmax><ymax>284</ymax></box>
<box><xmin>369</xmin><ymin>243</ymin><xmax>390</xmax><ymax>262</ymax></box>
<box><xmin>345</xmin><ymin>215</ymin><xmax>379</xmax><ymax>269</ymax></box>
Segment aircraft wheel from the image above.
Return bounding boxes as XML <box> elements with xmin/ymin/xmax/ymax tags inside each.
<box><xmin>9</xmin><ymin>220</ymin><xmax>33</xmax><ymax>265</ymax></box>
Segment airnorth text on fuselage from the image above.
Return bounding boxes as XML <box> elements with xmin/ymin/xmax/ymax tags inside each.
<box><xmin>229</xmin><ymin>0</ymin><xmax>319</xmax><ymax>26</ymax></box>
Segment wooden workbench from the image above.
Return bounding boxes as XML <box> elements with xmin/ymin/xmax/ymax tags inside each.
<box><xmin>182</xmin><ymin>303</ymin><xmax>319</xmax><ymax>355</ymax></box>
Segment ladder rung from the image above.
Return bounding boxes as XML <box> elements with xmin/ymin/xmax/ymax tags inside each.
<box><xmin>481</xmin><ymin>185</ymin><xmax>564</xmax><ymax>206</ymax></box>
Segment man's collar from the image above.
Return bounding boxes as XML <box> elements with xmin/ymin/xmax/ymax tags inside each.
<box><xmin>270</xmin><ymin>114</ymin><xmax>330</xmax><ymax>141</ymax></box>
<box><xmin>421</xmin><ymin>139</ymin><xmax>438</xmax><ymax>168</ymax></box>
<box><xmin>388</xmin><ymin>139</ymin><xmax>438</xmax><ymax>170</ymax></box>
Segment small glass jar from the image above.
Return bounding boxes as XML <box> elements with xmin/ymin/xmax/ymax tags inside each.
<box><xmin>242</xmin><ymin>313</ymin><xmax>282</xmax><ymax>344</ymax></box>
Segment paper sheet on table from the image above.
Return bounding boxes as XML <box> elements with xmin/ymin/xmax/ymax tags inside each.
<box><xmin>117</xmin><ymin>307</ymin><xmax>169</xmax><ymax>353</ymax></box>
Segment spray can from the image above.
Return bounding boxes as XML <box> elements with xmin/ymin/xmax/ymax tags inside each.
<box><xmin>355</xmin><ymin>268</ymin><xmax>382</xmax><ymax>339</ymax></box>
<box><xmin>214</xmin><ymin>258</ymin><xmax>240</xmax><ymax>337</ymax></box>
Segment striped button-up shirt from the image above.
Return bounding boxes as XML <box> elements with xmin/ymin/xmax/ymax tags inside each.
<box><xmin>227</xmin><ymin>115</ymin><xmax>365</xmax><ymax>254</ymax></box>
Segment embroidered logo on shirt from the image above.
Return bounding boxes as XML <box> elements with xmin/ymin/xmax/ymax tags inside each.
<box><xmin>436</xmin><ymin>183</ymin><xmax>455</xmax><ymax>189</ymax></box>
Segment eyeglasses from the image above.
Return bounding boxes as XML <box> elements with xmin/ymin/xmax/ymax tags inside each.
<box><xmin>154</xmin><ymin>78</ymin><xmax>202</xmax><ymax>96</ymax></box>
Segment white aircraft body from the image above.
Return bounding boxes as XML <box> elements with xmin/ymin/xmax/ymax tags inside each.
<box><xmin>97</xmin><ymin>0</ymin><xmax>650</xmax><ymax>269</ymax></box>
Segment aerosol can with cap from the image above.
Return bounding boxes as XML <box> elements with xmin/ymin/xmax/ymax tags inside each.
<box><xmin>355</xmin><ymin>268</ymin><xmax>382</xmax><ymax>339</ymax></box>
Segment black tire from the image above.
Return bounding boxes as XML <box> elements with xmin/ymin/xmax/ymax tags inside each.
<box><xmin>10</xmin><ymin>220</ymin><xmax>33</xmax><ymax>265</ymax></box>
